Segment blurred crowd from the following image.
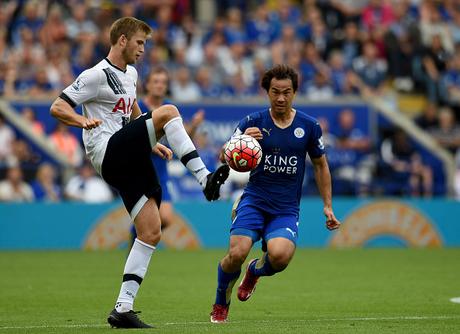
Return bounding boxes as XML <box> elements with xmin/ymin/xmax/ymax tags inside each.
<box><xmin>1</xmin><ymin>0</ymin><xmax>460</xmax><ymax>202</ymax></box>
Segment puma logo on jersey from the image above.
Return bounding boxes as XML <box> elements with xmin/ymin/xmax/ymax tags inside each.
<box><xmin>262</xmin><ymin>128</ymin><xmax>272</xmax><ymax>136</ymax></box>
<box><xmin>286</xmin><ymin>228</ymin><xmax>297</xmax><ymax>238</ymax></box>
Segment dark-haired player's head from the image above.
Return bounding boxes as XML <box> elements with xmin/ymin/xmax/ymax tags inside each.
<box><xmin>261</xmin><ymin>64</ymin><xmax>299</xmax><ymax>93</ymax></box>
<box><xmin>261</xmin><ymin>64</ymin><xmax>298</xmax><ymax>115</ymax></box>
<box><xmin>109</xmin><ymin>17</ymin><xmax>152</xmax><ymax>64</ymax></box>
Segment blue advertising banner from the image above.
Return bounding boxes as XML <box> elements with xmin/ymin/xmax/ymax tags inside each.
<box><xmin>1</xmin><ymin>198</ymin><xmax>459</xmax><ymax>250</ymax></box>
<box><xmin>10</xmin><ymin>102</ymin><xmax>371</xmax><ymax>146</ymax></box>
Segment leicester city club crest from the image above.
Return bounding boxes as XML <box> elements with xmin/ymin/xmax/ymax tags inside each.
<box><xmin>294</xmin><ymin>127</ymin><xmax>305</xmax><ymax>138</ymax></box>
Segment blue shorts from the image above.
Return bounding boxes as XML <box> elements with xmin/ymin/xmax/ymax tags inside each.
<box><xmin>152</xmin><ymin>155</ymin><xmax>171</xmax><ymax>202</ymax></box>
<box><xmin>231</xmin><ymin>196</ymin><xmax>299</xmax><ymax>246</ymax></box>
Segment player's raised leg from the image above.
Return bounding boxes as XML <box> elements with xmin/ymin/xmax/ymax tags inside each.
<box><xmin>211</xmin><ymin>235</ymin><xmax>253</xmax><ymax>323</ymax></box>
<box><xmin>107</xmin><ymin>198</ymin><xmax>161</xmax><ymax>328</ymax></box>
<box><xmin>238</xmin><ymin>236</ymin><xmax>296</xmax><ymax>302</ymax></box>
<box><xmin>149</xmin><ymin>104</ymin><xmax>229</xmax><ymax>201</ymax></box>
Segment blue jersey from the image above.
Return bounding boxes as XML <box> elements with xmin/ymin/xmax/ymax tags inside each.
<box><xmin>236</xmin><ymin>109</ymin><xmax>325</xmax><ymax>215</ymax></box>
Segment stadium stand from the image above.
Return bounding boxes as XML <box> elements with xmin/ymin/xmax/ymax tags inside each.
<box><xmin>0</xmin><ymin>0</ymin><xmax>459</xmax><ymax>201</ymax></box>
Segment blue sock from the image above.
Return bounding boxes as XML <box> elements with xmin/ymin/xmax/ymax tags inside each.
<box><xmin>249</xmin><ymin>253</ymin><xmax>277</xmax><ymax>277</ymax></box>
<box><xmin>215</xmin><ymin>263</ymin><xmax>241</xmax><ymax>306</ymax></box>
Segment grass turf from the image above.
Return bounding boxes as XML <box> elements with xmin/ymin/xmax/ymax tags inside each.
<box><xmin>0</xmin><ymin>248</ymin><xmax>459</xmax><ymax>333</ymax></box>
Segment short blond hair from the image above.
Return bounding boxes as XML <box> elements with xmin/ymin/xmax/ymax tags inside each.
<box><xmin>109</xmin><ymin>17</ymin><xmax>152</xmax><ymax>45</ymax></box>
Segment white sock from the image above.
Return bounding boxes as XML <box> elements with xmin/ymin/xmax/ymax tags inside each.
<box><xmin>163</xmin><ymin>117</ymin><xmax>210</xmax><ymax>187</ymax></box>
<box><xmin>115</xmin><ymin>238</ymin><xmax>156</xmax><ymax>312</ymax></box>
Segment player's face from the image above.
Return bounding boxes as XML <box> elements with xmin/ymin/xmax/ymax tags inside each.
<box><xmin>146</xmin><ymin>72</ymin><xmax>168</xmax><ymax>98</ymax></box>
<box><xmin>267</xmin><ymin>78</ymin><xmax>295</xmax><ymax>115</ymax></box>
<box><xmin>122</xmin><ymin>30</ymin><xmax>147</xmax><ymax>64</ymax></box>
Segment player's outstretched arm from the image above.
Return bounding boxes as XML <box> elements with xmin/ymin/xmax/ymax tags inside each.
<box><xmin>311</xmin><ymin>155</ymin><xmax>341</xmax><ymax>231</ymax></box>
<box><xmin>50</xmin><ymin>97</ymin><xmax>102</xmax><ymax>129</ymax></box>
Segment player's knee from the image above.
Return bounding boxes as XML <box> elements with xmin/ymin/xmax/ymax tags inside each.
<box><xmin>268</xmin><ymin>252</ymin><xmax>292</xmax><ymax>272</ymax></box>
<box><xmin>137</xmin><ymin>229</ymin><xmax>161</xmax><ymax>246</ymax></box>
<box><xmin>228</xmin><ymin>247</ymin><xmax>249</xmax><ymax>267</ymax></box>
<box><xmin>158</xmin><ymin>104</ymin><xmax>180</xmax><ymax>124</ymax></box>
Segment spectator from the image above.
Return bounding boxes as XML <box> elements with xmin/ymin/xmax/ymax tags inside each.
<box><xmin>170</xmin><ymin>66</ymin><xmax>201</xmax><ymax>102</ymax></box>
<box><xmin>456</xmin><ymin>152</ymin><xmax>460</xmax><ymax>200</ymax></box>
<box><xmin>217</xmin><ymin>39</ymin><xmax>254</xmax><ymax>88</ymax></box>
<box><xmin>38</xmin><ymin>4</ymin><xmax>67</xmax><ymax>49</ymax></box>
<box><xmin>352</xmin><ymin>41</ymin><xmax>388</xmax><ymax>97</ymax></box>
<box><xmin>195</xmin><ymin>65</ymin><xmax>222</xmax><ymax>98</ymax></box>
<box><xmin>413</xmin><ymin>34</ymin><xmax>450</xmax><ymax>104</ymax></box>
<box><xmin>21</xmin><ymin>106</ymin><xmax>44</xmax><ymax>135</ymax></box>
<box><xmin>49</xmin><ymin>122</ymin><xmax>84</xmax><ymax>167</ymax></box>
<box><xmin>28</xmin><ymin>68</ymin><xmax>58</xmax><ymax>98</ymax></box>
<box><xmin>0</xmin><ymin>165</ymin><xmax>34</xmax><ymax>202</ymax></box>
<box><xmin>71</xmin><ymin>42</ymin><xmax>97</xmax><ymax>77</ymax></box>
<box><xmin>10</xmin><ymin>0</ymin><xmax>45</xmax><ymax>47</ymax></box>
<box><xmin>327</xmin><ymin>21</ymin><xmax>362</xmax><ymax>69</ymax></box>
<box><xmin>271</xmin><ymin>24</ymin><xmax>303</xmax><ymax>65</ymax></box>
<box><xmin>419</xmin><ymin>1</ymin><xmax>454</xmax><ymax>54</ymax></box>
<box><xmin>316</xmin><ymin>116</ymin><xmax>357</xmax><ymax>195</ymax></box>
<box><xmin>414</xmin><ymin>103</ymin><xmax>439</xmax><ymax>130</ymax></box>
<box><xmin>305</xmin><ymin>71</ymin><xmax>334</xmax><ymax>101</ymax></box>
<box><xmin>299</xmin><ymin>42</ymin><xmax>329</xmax><ymax>90</ymax></box>
<box><xmin>385</xmin><ymin>0</ymin><xmax>418</xmax><ymax>91</ymax></box>
<box><xmin>334</xmin><ymin>108</ymin><xmax>374</xmax><ymax>194</ymax></box>
<box><xmin>65</xmin><ymin>162</ymin><xmax>113</xmax><ymax>203</ymax></box>
<box><xmin>31</xmin><ymin>162</ymin><xmax>61</xmax><ymax>201</ymax></box>
<box><xmin>65</xmin><ymin>2</ymin><xmax>99</xmax><ymax>45</ymax></box>
<box><xmin>224</xmin><ymin>7</ymin><xmax>247</xmax><ymax>46</ymax></box>
<box><xmin>309</xmin><ymin>15</ymin><xmax>331</xmax><ymax>58</ymax></box>
<box><xmin>327</xmin><ymin>50</ymin><xmax>355</xmax><ymax>95</ymax></box>
<box><xmin>448</xmin><ymin>3</ymin><xmax>460</xmax><ymax>45</ymax></box>
<box><xmin>245</xmin><ymin>2</ymin><xmax>280</xmax><ymax>53</ymax></box>
<box><xmin>361</xmin><ymin>0</ymin><xmax>395</xmax><ymax>33</ymax></box>
<box><xmin>0</xmin><ymin>114</ymin><xmax>15</xmax><ymax>163</ymax></box>
<box><xmin>336</xmin><ymin>108</ymin><xmax>372</xmax><ymax>154</ymax></box>
<box><xmin>200</xmin><ymin>42</ymin><xmax>226</xmax><ymax>87</ymax></box>
<box><xmin>441</xmin><ymin>52</ymin><xmax>460</xmax><ymax>106</ymax></box>
<box><xmin>380</xmin><ymin>129</ymin><xmax>433</xmax><ymax>197</ymax></box>
<box><xmin>329</xmin><ymin>0</ymin><xmax>369</xmax><ymax>25</ymax></box>
<box><xmin>7</xmin><ymin>139</ymin><xmax>40</xmax><ymax>170</ymax></box>
<box><xmin>429</xmin><ymin>107</ymin><xmax>460</xmax><ymax>155</ymax></box>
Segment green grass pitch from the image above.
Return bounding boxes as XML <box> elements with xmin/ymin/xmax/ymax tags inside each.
<box><xmin>1</xmin><ymin>248</ymin><xmax>459</xmax><ymax>333</ymax></box>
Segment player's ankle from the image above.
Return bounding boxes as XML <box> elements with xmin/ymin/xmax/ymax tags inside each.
<box><xmin>115</xmin><ymin>302</ymin><xmax>133</xmax><ymax>313</ymax></box>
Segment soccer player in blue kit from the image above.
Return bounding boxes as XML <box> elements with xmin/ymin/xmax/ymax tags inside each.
<box><xmin>210</xmin><ymin>64</ymin><xmax>341</xmax><ymax>323</ymax></box>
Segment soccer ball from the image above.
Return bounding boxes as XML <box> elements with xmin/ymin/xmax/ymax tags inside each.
<box><xmin>224</xmin><ymin>134</ymin><xmax>262</xmax><ymax>172</ymax></box>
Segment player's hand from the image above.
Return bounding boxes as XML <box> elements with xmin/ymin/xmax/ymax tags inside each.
<box><xmin>152</xmin><ymin>143</ymin><xmax>172</xmax><ymax>160</ymax></box>
<box><xmin>218</xmin><ymin>143</ymin><xmax>227</xmax><ymax>163</ymax></box>
<box><xmin>324</xmin><ymin>206</ymin><xmax>341</xmax><ymax>231</ymax></box>
<box><xmin>191</xmin><ymin>109</ymin><xmax>205</xmax><ymax>127</ymax></box>
<box><xmin>82</xmin><ymin>118</ymin><xmax>102</xmax><ymax>130</ymax></box>
<box><xmin>244</xmin><ymin>127</ymin><xmax>263</xmax><ymax>140</ymax></box>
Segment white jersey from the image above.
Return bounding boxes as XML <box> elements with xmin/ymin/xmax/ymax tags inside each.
<box><xmin>61</xmin><ymin>58</ymin><xmax>138</xmax><ymax>174</ymax></box>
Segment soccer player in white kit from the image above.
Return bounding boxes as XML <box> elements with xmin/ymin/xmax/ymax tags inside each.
<box><xmin>50</xmin><ymin>17</ymin><xmax>229</xmax><ymax>328</ymax></box>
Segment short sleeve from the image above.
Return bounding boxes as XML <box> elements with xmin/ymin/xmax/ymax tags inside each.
<box><xmin>307</xmin><ymin>122</ymin><xmax>325</xmax><ymax>158</ymax></box>
<box><xmin>61</xmin><ymin>69</ymin><xmax>101</xmax><ymax>107</ymax></box>
<box><xmin>234</xmin><ymin>114</ymin><xmax>256</xmax><ymax>135</ymax></box>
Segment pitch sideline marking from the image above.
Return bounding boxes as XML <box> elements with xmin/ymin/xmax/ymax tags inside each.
<box><xmin>1</xmin><ymin>315</ymin><xmax>460</xmax><ymax>330</ymax></box>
